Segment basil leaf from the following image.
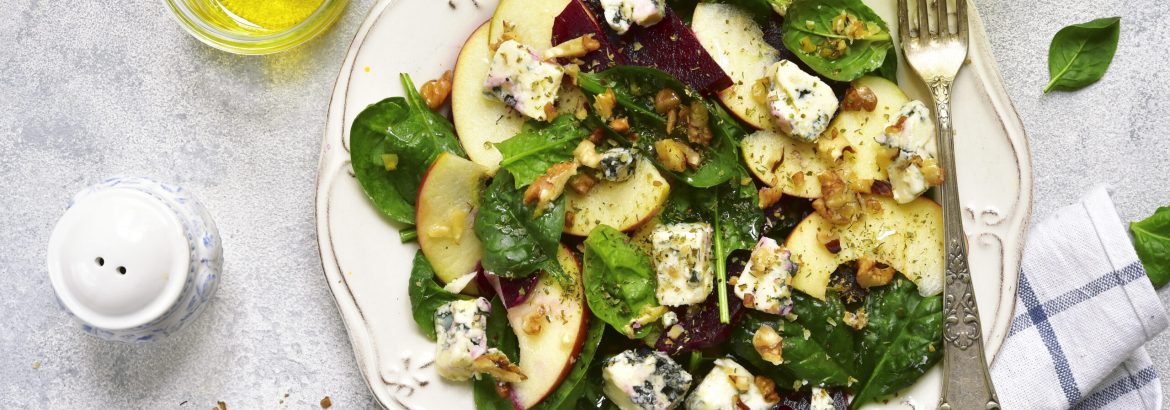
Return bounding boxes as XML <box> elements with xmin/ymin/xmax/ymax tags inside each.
<box><xmin>583</xmin><ymin>225</ymin><xmax>662</xmax><ymax>339</ymax></box>
<box><xmin>531</xmin><ymin>316</ymin><xmax>607</xmax><ymax>409</ymax></box>
<box><xmin>497</xmin><ymin>116</ymin><xmax>590</xmax><ymax>188</ymax></box>
<box><xmin>851</xmin><ymin>278</ymin><xmax>943</xmax><ymax>407</ymax></box>
<box><xmin>407</xmin><ymin>250</ymin><xmax>467</xmax><ymax>341</ymax></box>
<box><xmin>1044</xmin><ymin>17</ymin><xmax>1121</xmax><ymax>93</ymax></box>
<box><xmin>350</xmin><ymin>74</ymin><xmax>466</xmax><ymax>225</ymax></box>
<box><xmin>577</xmin><ymin>66</ymin><xmax>741</xmax><ymax>188</ymax></box>
<box><xmin>473</xmin><ymin>298</ymin><xmax>520</xmax><ymax>410</ymax></box>
<box><xmin>781</xmin><ymin>0</ymin><xmax>893</xmax><ymax>82</ymax></box>
<box><xmin>1131</xmin><ymin>206</ymin><xmax>1170</xmax><ymax>288</ymax></box>
<box><xmin>473</xmin><ymin>170</ymin><xmax>567</xmax><ymax>280</ymax></box>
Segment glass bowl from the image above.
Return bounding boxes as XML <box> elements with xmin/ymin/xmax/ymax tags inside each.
<box><xmin>163</xmin><ymin>0</ymin><xmax>349</xmax><ymax>55</ymax></box>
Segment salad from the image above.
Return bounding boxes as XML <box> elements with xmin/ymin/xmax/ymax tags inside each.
<box><xmin>350</xmin><ymin>0</ymin><xmax>947</xmax><ymax>408</ymax></box>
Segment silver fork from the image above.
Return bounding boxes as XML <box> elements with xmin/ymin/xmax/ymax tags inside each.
<box><xmin>897</xmin><ymin>0</ymin><xmax>1001</xmax><ymax>408</ymax></box>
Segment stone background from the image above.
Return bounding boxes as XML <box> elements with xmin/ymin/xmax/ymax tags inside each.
<box><xmin>1</xmin><ymin>0</ymin><xmax>1167</xmax><ymax>408</ymax></box>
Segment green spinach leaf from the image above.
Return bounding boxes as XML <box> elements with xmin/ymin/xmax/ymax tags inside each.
<box><xmin>1045</xmin><ymin>17</ymin><xmax>1121</xmax><ymax>93</ymax></box>
<box><xmin>474</xmin><ymin>170</ymin><xmax>567</xmax><ymax>280</ymax></box>
<box><xmin>497</xmin><ymin>116</ymin><xmax>589</xmax><ymax>188</ymax></box>
<box><xmin>473</xmin><ymin>298</ymin><xmax>520</xmax><ymax>410</ymax></box>
<box><xmin>781</xmin><ymin>0</ymin><xmax>893</xmax><ymax>82</ymax></box>
<box><xmin>729</xmin><ymin>294</ymin><xmax>856</xmax><ymax>388</ymax></box>
<box><xmin>877</xmin><ymin>47</ymin><xmax>899</xmax><ymax>83</ymax></box>
<box><xmin>350</xmin><ymin>74</ymin><xmax>466</xmax><ymax>225</ymax></box>
<box><xmin>407</xmin><ymin>250</ymin><xmax>467</xmax><ymax>340</ymax></box>
<box><xmin>851</xmin><ymin>278</ymin><xmax>943</xmax><ymax>407</ymax></box>
<box><xmin>583</xmin><ymin>225</ymin><xmax>662</xmax><ymax>339</ymax></box>
<box><xmin>532</xmin><ymin>316</ymin><xmax>608</xmax><ymax>409</ymax></box>
<box><xmin>577</xmin><ymin>67</ymin><xmax>742</xmax><ymax>188</ymax></box>
<box><xmin>1131</xmin><ymin>206</ymin><xmax>1170</xmax><ymax>288</ymax></box>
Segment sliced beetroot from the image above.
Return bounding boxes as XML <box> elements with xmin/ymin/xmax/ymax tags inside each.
<box><xmin>776</xmin><ymin>388</ymin><xmax>851</xmax><ymax>410</ymax></box>
<box><xmin>552</xmin><ymin>0</ymin><xmax>627</xmax><ymax>71</ymax></box>
<box><xmin>476</xmin><ymin>268</ymin><xmax>540</xmax><ymax>309</ymax></box>
<box><xmin>574</xmin><ymin>0</ymin><xmax>731</xmax><ymax>95</ymax></box>
<box><xmin>762</xmin><ymin>195</ymin><xmax>814</xmax><ymax>240</ymax></box>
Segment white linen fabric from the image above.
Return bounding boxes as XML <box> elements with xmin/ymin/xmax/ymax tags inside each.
<box><xmin>990</xmin><ymin>186</ymin><xmax>1168</xmax><ymax>409</ymax></box>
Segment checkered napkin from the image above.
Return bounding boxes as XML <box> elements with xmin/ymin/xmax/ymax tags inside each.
<box><xmin>990</xmin><ymin>186</ymin><xmax>1169</xmax><ymax>409</ymax></box>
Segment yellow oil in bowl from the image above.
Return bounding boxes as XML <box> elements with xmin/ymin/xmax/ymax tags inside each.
<box><xmin>165</xmin><ymin>0</ymin><xmax>347</xmax><ymax>54</ymax></box>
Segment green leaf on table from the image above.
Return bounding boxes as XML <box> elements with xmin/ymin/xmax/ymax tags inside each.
<box><xmin>781</xmin><ymin>0</ymin><xmax>894</xmax><ymax>82</ymax></box>
<box><xmin>1131</xmin><ymin>206</ymin><xmax>1170</xmax><ymax>288</ymax></box>
<box><xmin>473</xmin><ymin>170</ymin><xmax>567</xmax><ymax>281</ymax></box>
<box><xmin>350</xmin><ymin>73</ymin><xmax>466</xmax><ymax>224</ymax></box>
<box><xmin>497</xmin><ymin>116</ymin><xmax>589</xmax><ymax>188</ymax></box>
<box><xmin>583</xmin><ymin>225</ymin><xmax>662</xmax><ymax>339</ymax></box>
<box><xmin>407</xmin><ymin>250</ymin><xmax>468</xmax><ymax>341</ymax></box>
<box><xmin>474</xmin><ymin>298</ymin><xmax>520</xmax><ymax>410</ymax></box>
<box><xmin>851</xmin><ymin>278</ymin><xmax>943</xmax><ymax>407</ymax></box>
<box><xmin>1044</xmin><ymin>17</ymin><xmax>1121</xmax><ymax>93</ymax></box>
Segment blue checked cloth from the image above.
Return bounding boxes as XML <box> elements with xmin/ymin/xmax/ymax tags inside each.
<box><xmin>990</xmin><ymin>186</ymin><xmax>1169</xmax><ymax>409</ymax></box>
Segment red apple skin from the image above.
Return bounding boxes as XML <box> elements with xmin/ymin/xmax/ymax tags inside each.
<box><xmin>507</xmin><ymin>246</ymin><xmax>589</xmax><ymax>410</ymax></box>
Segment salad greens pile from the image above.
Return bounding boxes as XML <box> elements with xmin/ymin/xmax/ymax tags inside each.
<box><xmin>350</xmin><ymin>0</ymin><xmax>945</xmax><ymax>408</ymax></box>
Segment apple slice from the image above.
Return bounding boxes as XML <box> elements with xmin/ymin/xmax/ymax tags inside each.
<box><xmin>507</xmin><ymin>245</ymin><xmax>587</xmax><ymax>409</ymax></box>
<box><xmin>785</xmin><ymin>195</ymin><xmax>943</xmax><ymax>300</ymax></box>
<box><xmin>564</xmin><ymin>157</ymin><xmax>670</xmax><ymax>236</ymax></box>
<box><xmin>489</xmin><ymin>0</ymin><xmax>572</xmax><ymax>51</ymax></box>
<box><xmin>452</xmin><ymin>23</ymin><xmax>526</xmax><ymax>173</ymax></box>
<box><xmin>822</xmin><ymin>76</ymin><xmax>909</xmax><ymax>191</ymax></box>
<box><xmin>692</xmin><ymin>3</ymin><xmax>780</xmax><ymax>130</ymax></box>
<box><xmin>416</xmin><ymin>152</ymin><xmax>489</xmax><ymax>285</ymax></box>
<box><xmin>741</xmin><ymin>130</ymin><xmax>829</xmax><ymax>198</ymax></box>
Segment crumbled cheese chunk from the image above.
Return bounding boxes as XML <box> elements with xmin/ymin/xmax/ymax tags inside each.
<box><xmin>603</xmin><ymin>349</ymin><xmax>692</xmax><ymax>410</ymax></box>
<box><xmin>809</xmin><ymin>386</ymin><xmax>835</xmax><ymax>410</ymax></box>
<box><xmin>434</xmin><ymin>298</ymin><xmax>522</xmax><ymax>382</ymax></box>
<box><xmin>600</xmin><ymin>0</ymin><xmax>667</xmax><ymax>35</ymax></box>
<box><xmin>734</xmin><ymin>237</ymin><xmax>796</xmax><ymax>315</ymax></box>
<box><xmin>650</xmin><ymin>223</ymin><xmax>715</xmax><ymax>306</ymax></box>
<box><xmin>598</xmin><ymin>148</ymin><xmax>639</xmax><ymax>182</ymax></box>
<box><xmin>766</xmin><ymin>60</ymin><xmax>839</xmax><ymax>142</ymax></box>
<box><xmin>877</xmin><ymin>100</ymin><xmax>938</xmax><ymax>203</ymax></box>
<box><xmin>686</xmin><ymin>359</ymin><xmax>777</xmax><ymax>410</ymax></box>
<box><xmin>485</xmin><ymin>40</ymin><xmax>565</xmax><ymax>121</ymax></box>
<box><xmin>661</xmin><ymin>311</ymin><xmax>679</xmax><ymax>328</ymax></box>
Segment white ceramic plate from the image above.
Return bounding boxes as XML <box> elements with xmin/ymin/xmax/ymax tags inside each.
<box><xmin>315</xmin><ymin>1</ymin><xmax>1032</xmax><ymax>408</ymax></box>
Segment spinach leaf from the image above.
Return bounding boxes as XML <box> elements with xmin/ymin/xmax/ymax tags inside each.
<box><xmin>728</xmin><ymin>312</ymin><xmax>798</xmax><ymax>387</ymax></box>
<box><xmin>876</xmin><ymin>47</ymin><xmax>899</xmax><ymax>83</ymax></box>
<box><xmin>1044</xmin><ymin>17</ymin><xmax>1121</xmax><ymax>93</ymax></box>
<box><xmin>1131</xmin><ymin>206</ymin><xmax>1170</xmax><ymax>288</ymax></box>
<box><xmin>851</xmin><ymin>278</ymin><xmax>943</xmax><ymax>408</ymax></box>
<box><xmin>474</xmin><ymin>170</ymin><xmax>567</xmax><ymax>280</ymax></box>
<box><xmin>577</xmin><ymin>66</ymin><xmax>742</xmax><ymax>188</ymax></box>
<box><xmin>473</xmin><ymin>298</ymin><xmax>520</xmax><ymax>410</ymax></box>
<box><xmin>532</xmin><ymin>316</ymin><xmax>608</xmax><ymax>409</ymax></box>
<box><xmin>350</xmin><ymin>74</ymin><xmax>466</xmax><ymax>225</ymax></box>
<box><xmin>730</xmin><ymin>294</ymin><xmax>856</xmax><ymax>388</ymax></box>
<box><xmin>583</xmin><ymin>225</ymin><xmax>662</xmax><ymax>339</ymax></box>
<box><xmin>781</xmin><ymin>0</ymin><xmax>893</xmax><ymax>82</ymax></box>
<box><xmin>497</xmin><ymin>116</ymin><xmax>590</xmax><ymax>188</ymax></box>
<box><xmin>407</xmin><ymin>250</ymin><xmax>467</xmax><ymax>340</ymax></box>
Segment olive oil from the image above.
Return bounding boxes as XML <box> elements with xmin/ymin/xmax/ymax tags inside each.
<box><xmin>191</xmin><ymin>0</ymin><xmax>326</xmax><ymax>35</ymax></box>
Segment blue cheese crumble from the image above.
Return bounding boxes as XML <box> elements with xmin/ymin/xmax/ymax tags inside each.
<box><xmin>766</xmin><ymin>60</ymin><xmax>839</xmax><ymax>142</ymax></box>
<box><xmin>598</xmin><ymin>148</ymin><xmax>639</xmax><ymax>182</ymax></box>
<box><xmin>733</xmin><ymin>237</ymin><xmax>796</xmax><ymax>316</ymax></box>
<box><xmin>876</xmin><ymin>100</ymin><xmax>939</xmax><ymax>204</ymax></box>
<box><xmin>809</xmin><ymin>386</ymin><xmax>835</xmax><ymax>410</ymax></box>
<box><xmin>686</xmin><ymin>359</ymin><xmax>777</xmax><ymax>410</ymax></box>
<box><xmin>650</xmin><ymin>223</ymin><xmax>715</xmax><ymax>306</ymax></box>
<box><xmin>602</xmin><ymin>349</ymin><xmax>693</xmax><ymax>410</ymax></box>
<box><xmin>600</xmin><ymin>0</ymin><xmax>666</xmax><ymax>35</ymax></box>
<box><xmin>484</xmin><ymin>40</ymin><xmax>565</xmax><ymax>121</ymax></box>
<box><xmin>433</xmin><ymin>298</ymin><xmax>524</xmax><ymax>382</ymax></box>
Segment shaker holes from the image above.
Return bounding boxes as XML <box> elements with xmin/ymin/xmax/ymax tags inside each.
<box><xmin>95</xmin><ymin>257</ymin><xmax>104</xmax><ymax>266</ymax></box>
<box><xmin>116</xmin><ymin>266</ymin><xmax>126</xmax><ymax>275</ymax></box>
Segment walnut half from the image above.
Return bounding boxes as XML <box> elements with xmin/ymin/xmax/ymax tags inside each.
<box><xmin>752</xmin><ymin>324</ymin><xmax>784</xmax><ymax>365</ymax></box>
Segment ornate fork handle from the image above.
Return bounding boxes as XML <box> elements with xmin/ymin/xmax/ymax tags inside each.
<box><xmin>930</xmin><ymin>76</ymin><xmax>1001</xmax><ymax>410</ymax></box>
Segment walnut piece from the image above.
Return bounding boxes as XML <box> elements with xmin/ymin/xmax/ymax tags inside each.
<box><xmin>752</xmin><ymin>324</ymin><xmax>784</xmax><ymax>365</ymax></box>
<box><xmin>655</xmin><ymin>139</ymin><xmax>699</xmax><ymax>172</ymax></box>
<box><xmin>654</xmin><ymin>88</ymin><xmax>682</xmax><ymax>114</ymax></box>
<box><xmin>841</xmin><ymin>85</ymin><xmax>878</xmax><ymax>112</ymax></box>
<box><xmin>420</xmin><ymin>70</ymin><xmax>453</xmax><ymax>110</ymax></box>
<box><xmin>542</xmin><ymin>34</ymin><xmax>601</xmax><ymax>61</ymax></box>
<box><xmin>855</xmin><ymin>257</ymin><xmax>896</xmax><ymax>288</ymax></box>
<box><xmin>523</xmin><ymin>162</ymin><xmax>578</xmax><ymax>213</ymax></box>
<box><xmin>569</xmin><ymin>173</ymin><xmax>597</xmax><ymax>195</ymax></box>
<box><xmin>594</xmin><ymin>88</ymin><xmax>617</xmax><ymax>120</ymax></box>
<box><xmin>758</xmin><ymin>186</ymin><xmax>783</xmax><ymax>209</ymax></box>
<box><xmin>843</xmin><ymin>308</ymin><xmax>869</xmax><ymax>330</ymax></box>
<box><xmin>811</xmin><ymin>171</ymin><xmax>861</xmax><ymax>225</ymax></box>
<box><xmin>573</xmin><ymin>140</ymin><xmax>601</xmax><ymax>168</ymax></box>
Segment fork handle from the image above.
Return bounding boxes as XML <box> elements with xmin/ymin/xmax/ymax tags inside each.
<box><xmin>929</xmin><ymin>77</ymin><xmax>1002</xmax><ymax>410</ymax></box>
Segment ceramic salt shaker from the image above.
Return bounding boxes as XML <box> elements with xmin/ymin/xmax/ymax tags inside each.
<box><xmin>47</xmin><ymin>177</ymin><xmax>223</xmax><ymax>343</ymax></box>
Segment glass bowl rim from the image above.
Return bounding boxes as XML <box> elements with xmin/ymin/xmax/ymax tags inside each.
<box><xmin>162</xmin><ymin>0</ymin><xmax>347</xmax><ymax>55</ymax></box>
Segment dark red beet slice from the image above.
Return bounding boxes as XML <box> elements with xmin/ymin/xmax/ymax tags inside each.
<box><xmin>572</xmin><ymin>0</ymin><xmax>731</xmax><ymax>96</ymax></box>
<box><xmin>476</xmin><ymin>267</ymin><xmax>541</xmax><ymax>309</ymax></box>
<box><xmin>552</xmin><ymin>0</ymin><xmax>627</xmax><ymax>71</ymax></box>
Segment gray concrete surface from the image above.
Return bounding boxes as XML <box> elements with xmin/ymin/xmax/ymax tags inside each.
<box><xmin>0</xmin><ymin>0</ymin><xmax>1167</xmax><ymax>408</ymax></box>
